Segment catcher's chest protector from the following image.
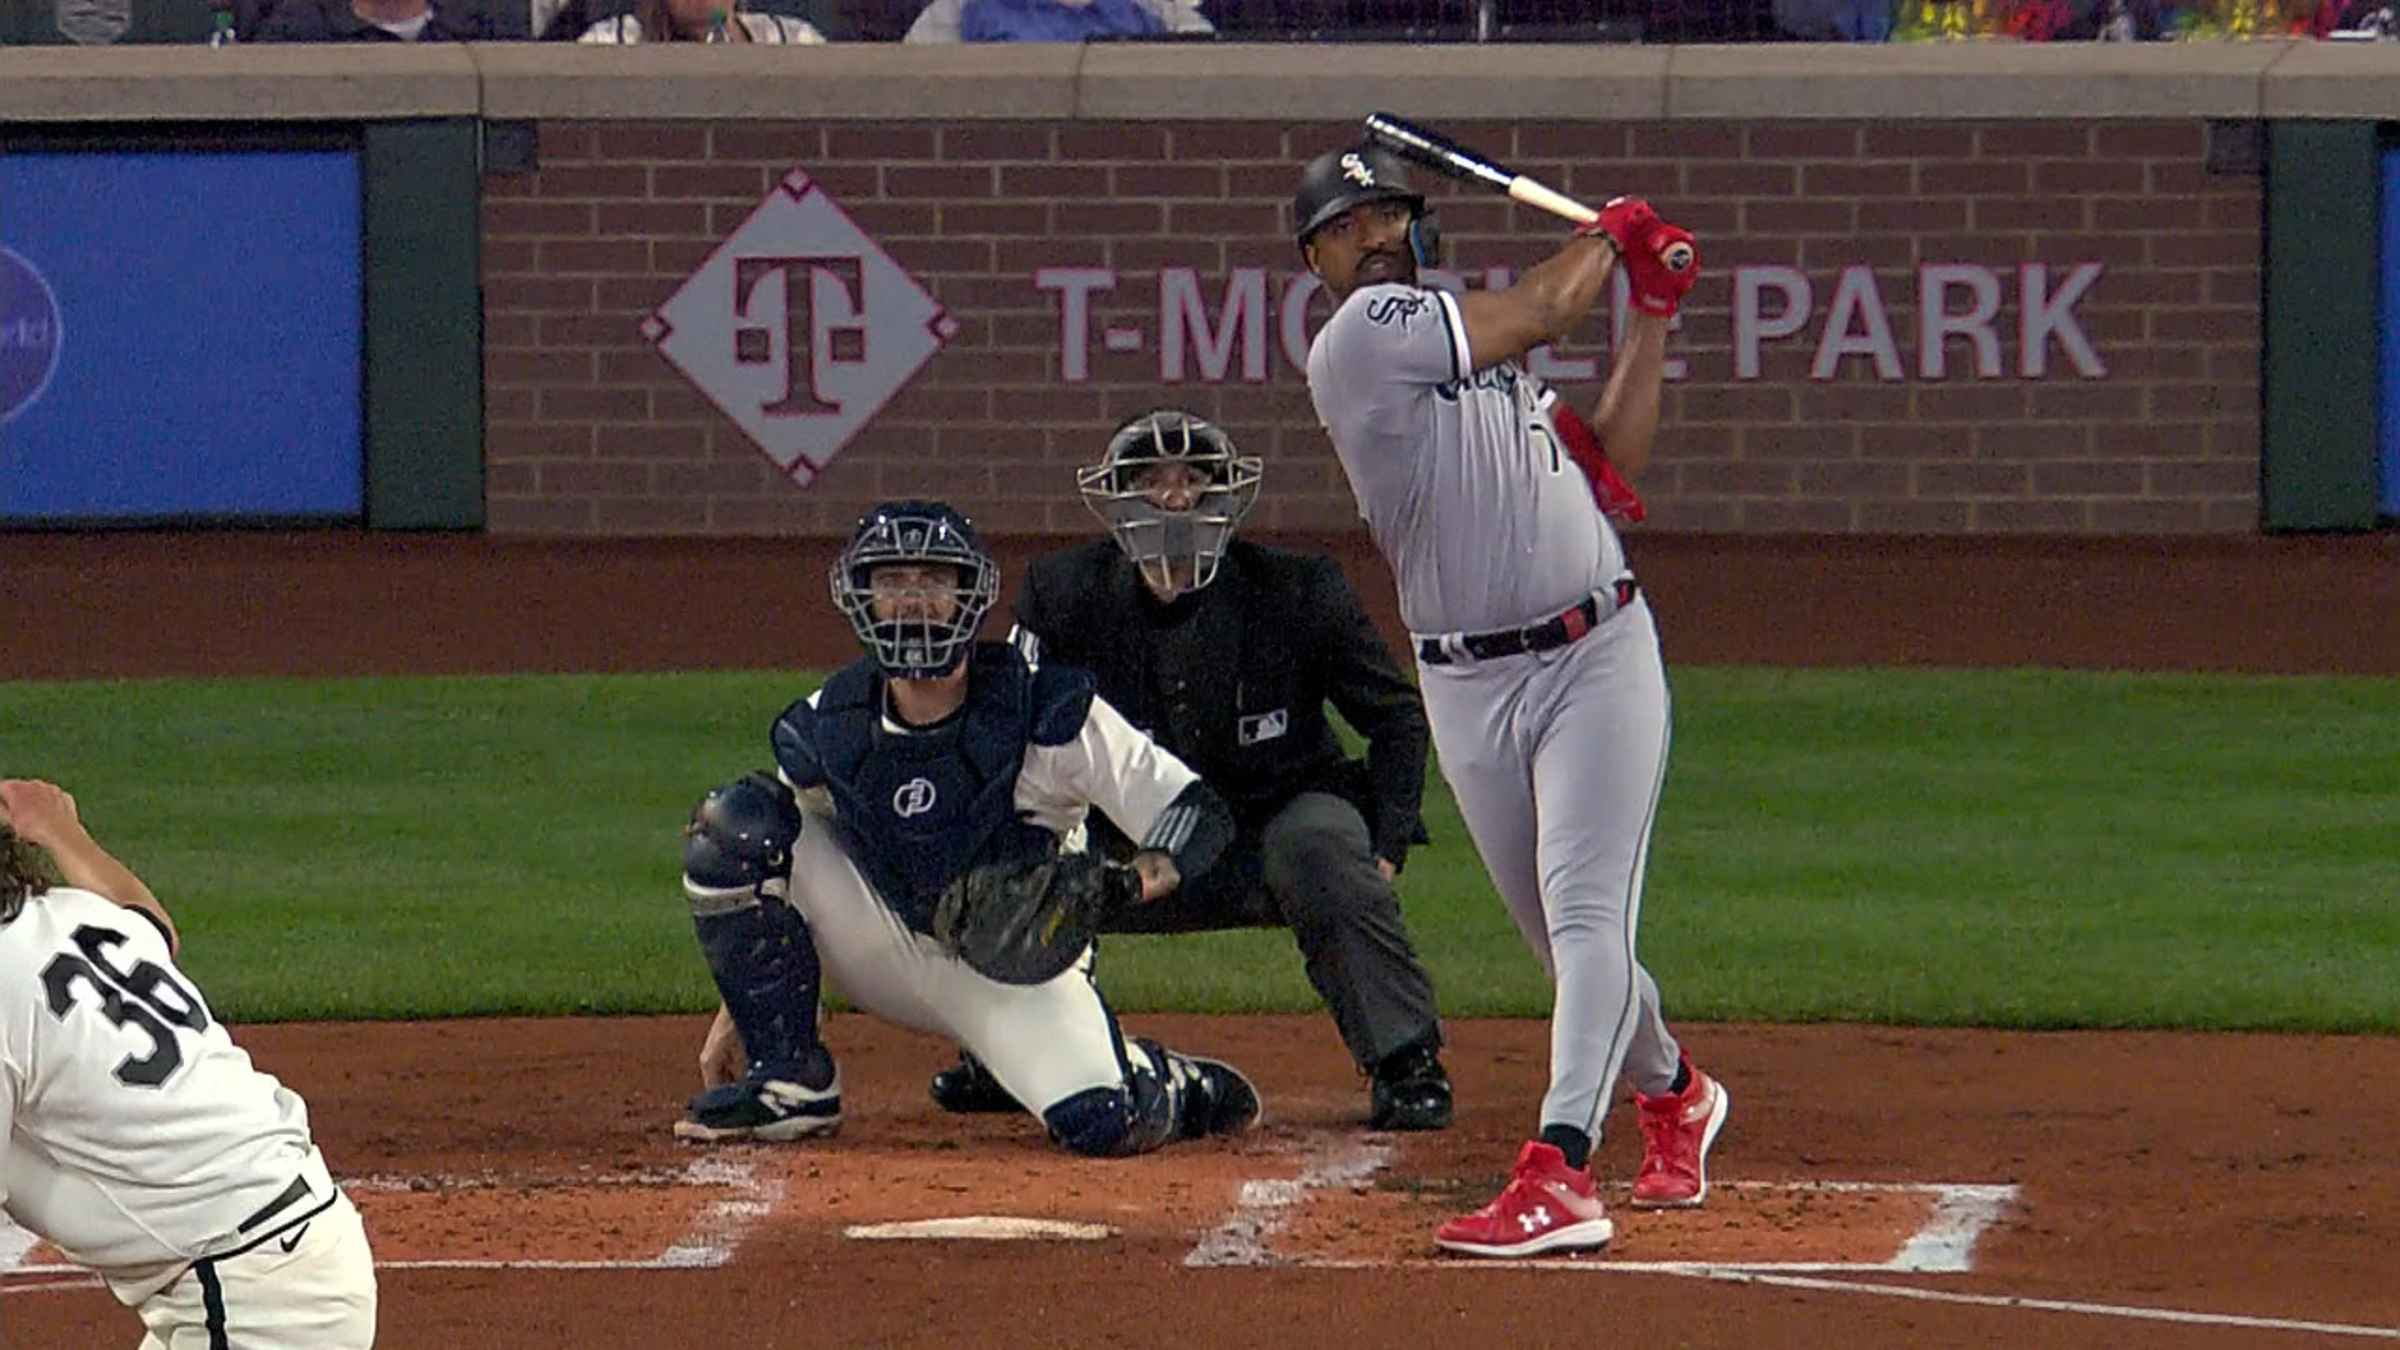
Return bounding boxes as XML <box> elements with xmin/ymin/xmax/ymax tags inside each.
<box><xmin>804</xmin><ymin>645</ymin><xmax>1057</xmax><ymax>932</ymax></box>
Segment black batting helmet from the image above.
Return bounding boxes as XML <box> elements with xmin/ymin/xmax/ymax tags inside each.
<box><xmin>1294</xmin><ymin>146</ymin><xmax>1425</xmax><ymax>244</ymax></box>
<box><xmin>1292</xmin><ymin>144</ymin><xmax>1438</xmax><ymax>266</ymax></box>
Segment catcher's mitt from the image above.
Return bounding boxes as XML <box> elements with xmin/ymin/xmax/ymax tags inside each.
<box><xmin>930</xmin><ymin>851</ymin><xmax>1142</xmax><ymax>986</ymax></box>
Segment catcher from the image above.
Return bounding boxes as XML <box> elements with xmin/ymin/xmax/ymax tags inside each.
<box><xmin>673</xmin><ymin>499</ymin><xmax>1262</xmax><ymax>1157</ymax></box>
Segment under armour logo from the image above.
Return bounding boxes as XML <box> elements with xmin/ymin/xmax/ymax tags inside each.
<box><xmin>893</xmin><ymin>777</ymin><xmax>937</xmax><ymax>817</ymax></box>
<box><xmin>1340</xmin><ymin>152</ymin><xmax>1375</xmax><ymax>187</ymax></box>
<box><xmin>1517</xmin><ymin>1205</ymin><xmax>1552</xmax><ymax>1233</ymax></box>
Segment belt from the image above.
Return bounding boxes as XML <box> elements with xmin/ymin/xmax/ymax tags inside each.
<box><xmin>237</xmin><ymin>1175</ymin><xmax>313</xmax><ymax>1236</ymax></box>
<box><xmin>1416</xmin><ymin>578</ymin><xmax>1638</xmax><ymax>667</ymax></box>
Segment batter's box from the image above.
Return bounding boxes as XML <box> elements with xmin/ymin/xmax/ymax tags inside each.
<box><xmin>1222</xmin><ymin>1172</ymin><xmax>2015</xmax><ymax>1273</ymax></box>
<box><xmin>0</xmin><ymin>1158</ymin><xmax>780</xmax><ymax>1279</ymax></box>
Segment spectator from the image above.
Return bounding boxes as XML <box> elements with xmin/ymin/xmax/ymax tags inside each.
<box><xmin>253</xmin><ymin>0</ymin><xmax>504</xmax><ymax>39</ymax></box>
<box><xmin>903</xmin><ymin>0</ymin><xmax>1210</xmax><ymax>41</ymax></box>
<box><xmin>577</xmin><ymin>0</ymin><xmax>830</xmax><ymax>37</ymax></box>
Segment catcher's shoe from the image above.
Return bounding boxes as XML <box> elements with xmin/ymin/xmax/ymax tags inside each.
<box><xmin>1159</xmin><ymin>1048</ymin><xmax>1263</xmax><ymax>1139</ymax></box>
<box><xmin>1435</xmin><ymin>1141</ymin><xmax>1614</xmax><ymax>1259</ymax></box>
<box><xmin>1368</xmin><ymin>1042</ymin><xmax>1453</xmax><ymax>1132</ymax></box>
<box><xmin>929</xmin><ymin>1050</ymin><xmax>1023</xmax><ymax>1115</ymax></box>
<box><xmin>1630</xmin><ymin>1058</ymin><xmax>1729</xmax><ymax>1208</ymax></box>
<box><xmin>674</xmin><ymin>1070</ymin><xmax>843</xmax><ymax>1143</ymax></box>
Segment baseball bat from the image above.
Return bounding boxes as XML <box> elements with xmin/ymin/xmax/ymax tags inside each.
<box><xmin>1363</xmin><ymin>111</ymin><xmax>1695</xmax><ymax>273</ymax></box>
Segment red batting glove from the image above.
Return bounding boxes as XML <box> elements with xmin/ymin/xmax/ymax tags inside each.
<box><xmin>1621</xmin><ymin>223</ymin><xmax>1700</xmax><ymax>319</ymax></box>
<box><xmin>1574</xmin><ymin>195</ymin><xmax>1658</xmax><ymax>256</ymax></box>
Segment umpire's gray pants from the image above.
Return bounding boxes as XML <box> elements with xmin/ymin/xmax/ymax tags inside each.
<box><xmin>1102</xmin><ymin>791</ymin><xmax>1441</xmax><ymax>1070</ymax></box>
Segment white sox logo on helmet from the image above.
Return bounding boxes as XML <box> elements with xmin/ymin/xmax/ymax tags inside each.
<box><xmin>893</xmin><ymin>777</ymin><xmax>937</xmax><ymax>817</ymax></box>
<box><xmin>1339</xmin><ymin>153</ymin><xmax>1375</xmax><ymax>187</ymax></box>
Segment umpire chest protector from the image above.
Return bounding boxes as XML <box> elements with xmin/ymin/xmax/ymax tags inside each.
<box><xmin>772</xmin><ymin>643</ymin><xmax>1093</xmax><ymax>933</ymax></box>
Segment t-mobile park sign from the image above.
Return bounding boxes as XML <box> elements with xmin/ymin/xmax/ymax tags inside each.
<box><xmin>1037</xmin><ymin>262</ymin><xmax>2105</xmax><ymax>384</ymax></box>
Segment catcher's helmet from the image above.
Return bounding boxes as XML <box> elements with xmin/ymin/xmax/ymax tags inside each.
<box><xmin>1292</xmin><ymin>145</ymin><xmax>1439</xmax><ymax>267</ymax></box>
<box><xmin>830</xmin><ymin>499</ymin><xmax>998</xmax><ymax>680</ymax></box>
<box><xmin>1077</xmin><ymin>410</ymin><xmax>1261</xmax><ymax>595</ymax></box>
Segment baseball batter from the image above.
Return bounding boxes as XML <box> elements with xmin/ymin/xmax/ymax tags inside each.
<box><xmin>674</xmin><ymin>500</ymin><xmax>1263</xmax><ymax>1157</ymax></box>
<box><xmin>0</xmin><ymin>778</ymin><xmax>377</xmax><ymax>1347</ymax></box>
<box><xmin>1295</xmin><ymin>145</ymin><xmax>1731</xmax><ymax>1257</ymax></box>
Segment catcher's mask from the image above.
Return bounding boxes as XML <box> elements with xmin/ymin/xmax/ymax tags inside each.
<box><xmin>1077</xmin><ymin>411</ymin><xmax>1261</xmax><ymax>596</ymax></box>
<box><xmin>830</xmin><ymin>499</ymin><xmax>998</xmax><ymax>680</ymax></box>
<box><xmin>1292</xmin><ymin>144</ymin><xmax>1440</xmax><ymax>270</ymax></box>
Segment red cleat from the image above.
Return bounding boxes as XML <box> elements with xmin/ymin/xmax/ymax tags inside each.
<box><xmin>1631</xmin><ymin>1059</ymin><xmax>1730</xmax><ymax>1209</ymax></box>
<box><xmin>1435</xmin><ymin>1141</ymin><xmax>1614</xmax><ymax>1258</ymax></box>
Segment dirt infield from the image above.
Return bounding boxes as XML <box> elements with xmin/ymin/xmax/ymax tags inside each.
<box><xmin>4</xmin><ymin>529</ymin><xmax>2398</xmax><ymax>1347</ymax></box>
<box><xmin>8</xmin><ymin>1018</ymin><xmax>2399</xmax><ymax>1347</ymax></box>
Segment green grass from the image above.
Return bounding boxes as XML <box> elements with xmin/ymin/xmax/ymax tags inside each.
<box><xmin>3</xmin><ymin>668</ymin><xmax>2394</xmax><ymax>1031</ymax></box>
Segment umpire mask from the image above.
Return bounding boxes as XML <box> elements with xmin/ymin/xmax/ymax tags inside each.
<box><xmin>829</xmin><ymin>500</ymin><xmax>999</xmax><ymax>680</ymax></box>
<box><xmin>1077</xmin><ymin>411</ymin><xmax>1261</xmax><ymax>598</ymax></box>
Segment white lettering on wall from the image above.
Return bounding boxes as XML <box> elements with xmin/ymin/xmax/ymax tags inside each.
<box><xmin>1160</xmin><ymin>267</ymin><xmax>1267</xmax><ymax>382</ymax></box>
<box><xmin>1034</xmin><ymin>261</ymin><xmax>2106</xmax><ymax>385</ymax></box>
<box><xmin>1919</xmin><ymin>263</ymin><xmax>2005</xmax><ymax>379</ymax></box>
<box><xmin>2020</xmin><ymin>263</ymin><xmax>2107</xmax><ymax>378</ymax></box>
<box><xmin>1035</xmin><ymin>266</ymin><xmax>1114</xmax><ymax>383</ymax></box>
<box><xmin>1812</xmin><ymin>266</ymin><xmax>1905</xmax><ymax>381</ymax></box>
<box><xmin>1734</xmin><ymin>266</ymin><xmax>1812</xmax><ymax>380</ymax></box>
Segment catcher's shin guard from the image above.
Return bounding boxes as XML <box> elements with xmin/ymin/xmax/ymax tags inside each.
<box><xmin>1041</xmin><ymin>1039</ymin><xmax>1262</xmax><ymax>1156</ymax></box>
<box><xmin>688</xmin><ymin>884</ymin><xmax>830</xmax><ymax>1084</ymax></box>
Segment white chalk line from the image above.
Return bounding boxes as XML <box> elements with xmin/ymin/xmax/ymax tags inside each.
<box><xmin>1184</xmin><ymin>1132</ymin><xmax>1392</xmax><ymax>1268</ymax></box>
<box><xmin>0</xmin><ymin>1155</ymin><xmax>778</xmax><ymax>1285</ymax></box>
<box><xmin>1211</xmin><ymin>1168</ymin><xmax>2394</xmax><ymax>1340</ymax></box>
<box><xmin>1682</xmin><ymin>1270</ymin><xmax>2400</xmax><ymax>1341</ymax></box>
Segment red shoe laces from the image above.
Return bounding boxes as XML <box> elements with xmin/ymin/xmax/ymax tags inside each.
<box><xmin>1638</xmin><ymin>1102</ymin><xmax>1694</xmax><ymax>1175</ymax></box>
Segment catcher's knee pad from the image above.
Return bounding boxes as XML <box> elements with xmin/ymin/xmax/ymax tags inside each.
<box><xmin>683</xmin><ymin>770</ymin><xmax>802</xmax><ymax>909</ymax></box>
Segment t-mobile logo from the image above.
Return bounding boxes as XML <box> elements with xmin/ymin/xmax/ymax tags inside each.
<box><xmin>644</xmin><ymin>170</ymin><xmax>955</xmax><ymax>487</ymax></box>
<box><xmin>732</xmin><ymin>255</ymin><xmax>864</xmax><ymax>417</ymax></box>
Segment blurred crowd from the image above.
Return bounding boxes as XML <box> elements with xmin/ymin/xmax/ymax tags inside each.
<box><xmin>2</xmin><ymin>0</ymin><xmax>2390</xmax><ymax>48</ymax></box>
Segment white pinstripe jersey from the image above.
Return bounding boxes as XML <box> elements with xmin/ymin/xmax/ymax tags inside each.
<box><xmin>1306</xmin><ymin>281</ymin><xmax>1629</xmax><ymax>637</ymax></box>
<box><xmin>1</xmin><ymin>887</ymin><xmax>322</xmax><ymax>1294</ymax></box>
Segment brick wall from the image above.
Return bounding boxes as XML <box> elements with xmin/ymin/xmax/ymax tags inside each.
<box><xmin>480</xmin><ymin>117</ymin><xmax>2260</xmax><ymax>537</ymax></box>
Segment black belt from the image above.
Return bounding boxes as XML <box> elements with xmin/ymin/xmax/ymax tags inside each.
<box><xmin>1417</xmin><ymin>578</ymin><xmax>1637</xmax><ymax>666</ymax></box>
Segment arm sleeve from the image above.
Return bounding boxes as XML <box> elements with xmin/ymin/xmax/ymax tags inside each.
<box><xmin>1314</xmin><ymin>285</ymin><xmax>1472</xmax><ymax>392</ymax></box>
<box><xmin>1138</xmin><ymin>779</ymin><xmax>1235</xmax><ymax>886</ymax></box>
<box><xmin>1311</xmin><ymin>560</ymin><xmax>1432</xmax><ymax>870</ymax></box>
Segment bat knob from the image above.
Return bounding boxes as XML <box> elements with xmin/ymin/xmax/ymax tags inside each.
<box><xmin>1661</xmin><ymin>240</ymin><xmax>1695</xmax><ymax>273</ymax></box>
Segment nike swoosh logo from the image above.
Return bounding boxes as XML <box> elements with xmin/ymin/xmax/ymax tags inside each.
<box><xmin>278</xmin><ymin>1222</ymin><xmax>309</xmax><ymax>1254</ymax></box>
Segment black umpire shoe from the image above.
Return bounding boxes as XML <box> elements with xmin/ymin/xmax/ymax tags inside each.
<box><xmin>928</xmin><ymin>1050</ymin><xmax>1023</xmax><ymax>1114</ymax></box>
<box><xmin>1369</xmin><ymin>1042</ymin><xmax>1454</xmax><ymax>1132</ymax></box>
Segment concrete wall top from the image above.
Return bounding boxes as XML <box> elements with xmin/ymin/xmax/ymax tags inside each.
<box><xmin>0</xmin><ymin>40</ymin><xmax>2389</xmax><ymax>125</ymax></box>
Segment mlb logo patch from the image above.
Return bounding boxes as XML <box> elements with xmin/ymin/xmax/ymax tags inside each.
<box><xmin>1238</xmin><ymin>709</ymin><xmax>1289</xmax><ymax>746</ymax></box>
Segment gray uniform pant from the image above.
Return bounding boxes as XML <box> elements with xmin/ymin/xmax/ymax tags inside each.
<box><xmin>1416</xmin><ymin>595</ymin><xmax>1683</xmax><ymax>1141</ymax></box>
<box><xmin>1103</xmin><ymin>790</ymin><xmax>1441</xmax><ymax>1070</ymax></box>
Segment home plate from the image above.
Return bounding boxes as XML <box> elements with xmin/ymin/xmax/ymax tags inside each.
<box><xmin>844</xmin><ymin>1217</ymin><xmax>1116</xmax><ymax>1242</ymax></box>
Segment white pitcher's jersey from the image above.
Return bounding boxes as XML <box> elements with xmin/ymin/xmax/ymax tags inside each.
<box><xmin>1</xmin><ymin>887</ymin><xmax>325</xmax><ymax>1297</ymax></box>
<box><xmin>1306</xmin><ymin>282</ymin><xmax>1629</xmax><ymax>637</ymax></box>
